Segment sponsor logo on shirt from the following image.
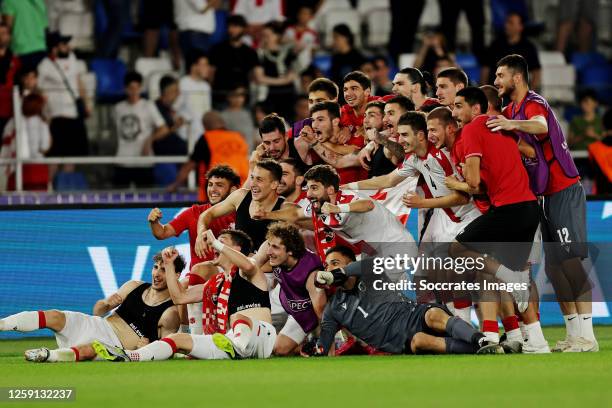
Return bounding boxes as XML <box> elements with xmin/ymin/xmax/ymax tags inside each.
<box><xmin>287</xmin><ymin>298</ymin><xmax>312</xmax><ymax>313</ymax></box>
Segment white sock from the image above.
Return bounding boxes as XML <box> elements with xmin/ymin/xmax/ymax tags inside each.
<box><xmin>454</xmin><ymin>307</ymin><xmax>472</xmax><ymax>324</ymax></box>
<box><xmin>494</xmin><ymin>265</ymin><xmax>528</xmax><ymax>284</ymax></box>
<box><xmin>128</xmin><ymin>340</ymin><xmax>174</xmax><ymax>362</ymax></box>
<box><xmin>563</xmin><ymin>313</ymin><xmax>579</xmax><ymax>339</ymax></box>
<box><xmin>519</xmin><ymin>321</ymin><xmax>527</xmax><ymax>339</ymax></box>
<box><xmin>48</xmin><ymin>348</ymin><xmax>76</xmax><ymax>362</ymax></box>
<box><xmin>578</xmin><ymin>313</ymin><xmax>596</xmax><ymax>341</ymax></box>
<box><xmin>187</xmin><ymin>302</ymin><xmax>203</xmax><ymax>335</ymax></box>
<box><xmin>231</xmin><ymin>321</ymin><xmax>252</xmax><ymax>354</ymax></box>
<box><xmin>525</xmin><ymin>321</ymin><xmax>547</xmax><ymax>346</ymax></box>
<box><xmin>484</xmin><ymin>331</ymin><xmax>500</xmax><ymax>344</ymax></box>
<box><xmin>1</xmin><ymin>311</ymin><xmax>41</xmax><ymax>332</ymax></box>
<box><xmin>506</xmin><ymin>328</ymin><xmax>523</xmax><ymax>343</ymax></box>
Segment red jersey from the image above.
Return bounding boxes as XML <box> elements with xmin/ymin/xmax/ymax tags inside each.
<box><xmin>450</xmin><ymin>128</ymin><xmax>490</xmax><ymax>213</ymax></box>
<box><xmin>462</xmin><ymin>115</ymin><xmax>536</xmax><ymax>207</ymax></box>
<box><xmin>169</xmin><ymin>204</ymin><xmax>236</xmax><ymax>269</ymax></box>
<box><xmin>339</xmin><ymin>95</ymin><xmax>381</xmax><ymax>138</ymax></box>
<box><xmin>503</xmin><ymin>97</ymin><xmax>579</xmax><ymax>196</ymax></box>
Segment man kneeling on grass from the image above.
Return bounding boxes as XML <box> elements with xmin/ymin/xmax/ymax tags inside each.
<box><xmin>304</xmin><ymin>255</ymin><xmax>522</xmax><ymax>356</ymax></box>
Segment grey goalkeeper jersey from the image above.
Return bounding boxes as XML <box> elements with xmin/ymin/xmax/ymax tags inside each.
<box><xmin>319</xmin><ymin>258</ymin><xmax>416</xmax><ymax>354</ymax></box>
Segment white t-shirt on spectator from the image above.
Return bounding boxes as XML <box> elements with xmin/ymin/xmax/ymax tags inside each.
<box><xmin>38</xmin><ymin>53</ymin><xmax>85</xmax><ymax>119</ymax></box>
<box><xmin>174</xmin><ymin>0</ymin><xmax>215</xmax><ymax>33</ymax></box>
<box><xmin>177</xmin><ymin>75</ymin><xmax>211</xmax><ymax>143</ymax></box>
<box><xmin>232</xmin><ymin>0</ymin><xmax>284</xmax><ymax>24</ymax></box>
<box><xmin>284</xmin><ymin>26</ymin><xmax>318</xmax><ymax>72</ymax></box>
<box><xmin>1</xmin><ymin>117</ymin><xmax>50</xmax><ymax>159</ymax></box>
<box><xmin>113</xmin><ymin>99</ymin><xmax>165</xmax><ymax>167</ymax></box>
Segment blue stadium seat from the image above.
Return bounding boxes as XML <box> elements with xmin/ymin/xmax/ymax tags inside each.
<box><xmin>53</xmin><ymin>172</ymin><xmax>89</xmax><ymax>191</ymax></box>
<box><xmin>313</xmin><ymin>54</ymin><xmax>332</xmax><ymax>77</ymax></box>
<box><xmin>209</xmin><ymin>10</ymin><xmax>228</xmax><ymax>47</ymax></box>
<box><xmin>580</xmin><ymin>65</ymin><xmax>612</xmax><ymax>105</ymax></box>
<box><xmin>456</xmin><ymin>53</ymin><xmax>480</xmax><ymax>84</ymax></box>
<box><xmin>571</xmin><ymin>52</ymin><xmax>607</xmax><ymax>77</ymax></box>
<box><xmin>90</xmin><ymin>58</ymin><xmax>127</xmax><ymax>102</ymax></box>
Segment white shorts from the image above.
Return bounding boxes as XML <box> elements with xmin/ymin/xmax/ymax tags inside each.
<box><xmin>54</xmin><ymin>311</ymin><xmax>122</xmax><ymax>349</ymax></box>
<box><xmin>422</xmin><ymin>208</ymin><xmax>482</xmax><ymax>244</ymax></box>
<box><xmin>190</xmin><ymin>319</ymin><xmax>276</xmax><ymax>359</ymax></box>
<box><xmin>279</xmin><ymin>315</ymin><xmax>308</xmax><ymax>345</ymax></box>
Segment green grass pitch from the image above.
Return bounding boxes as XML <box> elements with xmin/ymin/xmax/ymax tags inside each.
<box><xmin>1</xmin><ymin>326</ymin><xmax>611</xmax><ymax>408</ymax></box>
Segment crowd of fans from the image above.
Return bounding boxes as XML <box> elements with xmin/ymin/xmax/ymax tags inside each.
<box><xmin>0</xmin><ymin>0</ymin><xmax>610</xmax><ymax>193</ymax></box>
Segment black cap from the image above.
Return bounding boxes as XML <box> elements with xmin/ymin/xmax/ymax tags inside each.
<box><xmin>46</xmin><ymin>31</ymin><xmax>72</xmax><ymax>49</ymax></box>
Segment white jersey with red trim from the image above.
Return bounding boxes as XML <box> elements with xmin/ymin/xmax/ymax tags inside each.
<box><xmin>396</xmin><ymin>144</ymin><xmax>480</xmax><ymax>222</ymax></box>
<box><xmin>302</xmin><ymin>189</ymin><xmax>416</xmax><ymax>248</ymax></box>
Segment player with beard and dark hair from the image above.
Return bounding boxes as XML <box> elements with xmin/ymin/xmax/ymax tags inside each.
<box><xmin>278</xmin><ymin>158</ymin><xmax>306</xmax><ymax>204</ymax></box>
<box><xmin>392</xmin><ymin>67</ymin><xmax>440</xmax><ymax>111</ymax></box>
<box><xmin>488</xmin><ymin>54</ymin><xmax>596</xmax><ymax>353</ymax></box>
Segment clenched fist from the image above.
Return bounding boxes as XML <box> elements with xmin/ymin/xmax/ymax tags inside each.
<box><xmin>148</xmin><ymin>208</ymin><xmax>162</xmax><ymax>223</ymax></box>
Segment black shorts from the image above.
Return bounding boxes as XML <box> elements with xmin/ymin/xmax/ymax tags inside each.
<box><xmin>456</xmin><ymin>200</ymin><xmax>540</xmax><ymax>270</ymax></box>
<box><xmin>141</xmin><ymin>0</ymin><xmax>177</xmax><ymax>30</ymax></box>
<box><xmin>403</xmin><ymin>303</ymin><xmax>452</xmax><ymax>353</ymax></box>
<box><xmin>48</xmin><ymin>117</ymin><xmax>89</xmax><ymax>157</ymax></box>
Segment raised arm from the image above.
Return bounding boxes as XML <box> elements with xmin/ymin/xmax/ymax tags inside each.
<box><xmin>161</xmin><ymin>247</ymin><xmax>203</xmax><ymax>305</ymax></box>
<box><xmin>204</xmin><ymin>230</ymin><xmax>259</xmax><ymax>278</ymax></box>
<box><xmin>253</xmin><ymin>203</ymin><xmax>309</xmax><ymax>224</ymax></box>
<box><xmin>93</xmin><ymin>280</ymin><xmax>142</xmax><ymax>316</ymax></box>
<box><xmin>306</xmin><ymin>271</ymin><xmax>327</xmax><ymax>320</ymax></box>
<box><xmin>148</xmin><ymin>208</ymin><xmax>177</xmax><ymax>240</ymax></box>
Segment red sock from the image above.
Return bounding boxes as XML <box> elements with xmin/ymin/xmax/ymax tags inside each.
<box><xmin>160</xmin><ymin>338</ymin><xmax>178</xmax><ymax>354</ymax></box>
<box><xmin>482</xmin><ymin>320</ymin><xmax>499</xmax><ymax>334</ymax></box>
<box><xmin>37</xmin><ymin>311</ymin><xmax>46</xmax><ymax>329</ymax></box>
<box><xmin>453</xmin><ymin>299</ymin><xmax>472</xmax><ymax>309</ymax></box>
<box><xmin>502</xmin><ymin>315</ymin><xmax>520</xmax><ymax>332</ymax></box>
<box><xmin>71</xmin><ymin>347</ymin><xmax>80</xmax><ymax>362</ymax></box>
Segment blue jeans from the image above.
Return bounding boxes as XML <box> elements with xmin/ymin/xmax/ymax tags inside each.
<box><xmin>179</xmin><ymin>30</ymin><xmax>211</xmax><ymax>67</ymax></box>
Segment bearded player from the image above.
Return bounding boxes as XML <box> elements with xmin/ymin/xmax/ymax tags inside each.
<box><xmin>94</xmin><ymin>230</ymin><xmax>276</xmax><ymax>361</ymax></box>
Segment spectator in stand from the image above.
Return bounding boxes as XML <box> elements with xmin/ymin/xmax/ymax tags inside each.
<box><xmin>329</xmin><ymin>24</ymin><xmax>365</xmax><ymax>87</ymax></box>
<box><xmin>285</xmin><ymin>0</ymin><xmax>323</xmax><ymax>25</ymax></box>
<box><xmin>1</xmin><ymin>0</ymin><xmax>47</xmax><ymax>70</ymax></box>
<box><xmin>221</xmin><ymin>85</ymin><xmax>257</xmax><ymax>150</ymax></box>
<box><xmin>232</xmin><ymin>0</ymin><xmax>285</xmax><ymax>46</ymax></box>
<box><xmin>433</xmin><ymin>56</ymin><xmax>456</xmax><ymax>77</ymax></box>
<box><xmin>97</xmin><ymin>0</ymin><xmax>129</xmax><ymax>59</ymax></box>
<box><xmin>112</xmin><ymin>72</ymin><xmax>169</xmax><ymax>188</ymax></box>
<box><xmin>437</xmin><ymin>0</ymin><xmax>486</xmax><ymax>66</ymax></box>
<box><xmin>154</xmin><ymin>75</ymin><xmax>188</xmax><ymax>157</ymax></box>
<box><xmin>568</xmin><ymin>89</ymin><xmax>604</xmax><ymax>151</ymax></box>
<box><xmin>299</xmin><ymin>64</ymin><xmax>320</xmax><ymax>94</ymax></box>
<box><xmin>481</xmin><ymin>12</ymin><xmax>541</xmax><ymax>89</ymax></box>
<box><xmin>177</xmin><ymin>54</ymin><xmax>212</xmax><ymax>144</ymax></box>
<box><xmin>294</xmin><ymin>94</ymin><xmax>310</xmax><ymax>123</ymax></box>
<box><xmin>588</xmin><ymin>108</ymin><xmax>612</xmax><ymax>194</ymax></box>
<box><xmin>18</xmin><ymin>67</ymin><xmax>41</xmax><ymax>97</ymax></box>
<box><xmin>283</xmin><ymin>5</ymin><xmax>318</xmax><ymax>73</ymax></box>
<box><xmin>254</xmin><ymin>21</ymin><xmax>297</xmax><ymax>121</ymax></box>
<box><xmin>167</xmin><ymin>111</ymin><xmax>249</xmax><ymax>198</ymax></box>
<box><xmin>0</xmin><ymin>23</ymin><xmax>19</xmax><ymax>137</ymax></box>
<box><xmin>372</xmin><ymin>56</ymin><xmax>393</xmax><ymax>97</ymax></box>
<box><xmin>414</xmin><ymin>29</ymin><xmax>455</xmax><ymax>75</ymax></box>
<box><xmin>389</xmin><ymin>0</ymin><xmax>425</xmax><ymax>64</ymax></box>
<box><xmin>37</xmin><ymin>32</ymin><xmax>89</xmax><ymax>166</ymax></box>
<box><xmin>556</xmin><ymin>0</ymin><xmax>600</xmax><ymax>55</ymax></box>
<box><xmin>209</xmin><ymin>14</ymin><xmax>260</xmax><ymax>108</ymax></box>
<box><xmin>174</xmin><ymin>0</ymin><xmax>218</xmax><ymax>69</ymax></box>
<box><xmin>141</xmin><ymin>0</ymin><xmax>181</xmax><ymax>70</ymax></box>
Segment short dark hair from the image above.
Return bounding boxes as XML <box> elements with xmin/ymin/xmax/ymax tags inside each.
<box><xmin>206</xmin><ymin>165</ymin><xmax>241</xmax><ymax>187</ymax></box>
<box><xmin>419</xmin><ymin>102</ymin><xmax>444</xmax><ymax>113</ymax></box>
<box><xmin>398</xmin><ymin>111</ymin><xmax>427</xmax><ymax>134</ymax></box>
<box><xmin>280</xmin><ymin>157</ymin><xmax>305</xmax><ymax>177</ymax></box>
<box><xmin>496</xmin><ymin>54</ymin><xmax>529</xmax><ymax>84</ymax></box>
<box><xmin>480</xmin><ymin>85</ymin><xmax>502</xmax><ymax>112</ymax></box>
<box><xmin>310</xmin><ymin>101</ymin><xmax>341</xmax><ymax>120</ymax></box>
<box><xmin>308</xmin><ymin>78</ymin><xmax>339</xmax><ymax>99</ymax></box>
<box><xmin>266</xmin><ymin>222</ymin><xmax>306</xmax><ymax>259</ymax></box>
<box><xmin>577</xmin><ymin>88</ymin><xmax>599</xmax><ymax>103</ymax></box>
<box><xmin>365</xmin><ymin>100</ymin><xmax>385</xmax><ymax>114</ymax></box>
<box><xmin>259</xmin><ymin>113</ymin><xmax>286</xmax><ymax>136</ymax></box>
<box><xmin>153</xmin><ymin>252</ymin><xmax>186</xmax><ymax>274</ymax></box>
<box><xmin>343</xmin><ymin>71</ymin><xmax>371</xmax><ymax>91</ymax></box>
<box><xmin>332</xmin><ymin>24</ymin><xmax>354</xmax><ymax>46</ymax></box>
<box><xmin>304</xmin><ymin>164</ymin><xmax>340</xmax><ymax>191</ymax></box>
<box><xmin>506</xmin><ymin>11</ymin><xmax>525</xmax><ymax>25</ymax></box>
<box><xmin>426</xmin><ymin>106</ymin><xmax>457</xmax><ymax>127</ymax></box>
<box><xmin>325</xmin><ymin>245</ymin><xmax>356</xmax><ymax>262</ymax></box>
<box><xmin>219</xmin><ymin>229</ymin><xmax>253</xmax><ymax>255</ymax></box>
<box><xmin>436</xmin><ymin>67</ymin><xmax>468</xmax><ymax>87</ymax></box>
<box><xmin>255</xmin><ymin>159</ymin><xmax>283</xmax><ymax>182</ymax></box>
<box><xmin>159</xmin><ymin>75</ymin><xmax>177</xmax><ymax>94</ymax></box>
<box><xmin>227</xmin><ymin>14</ymin><xmax>247</xmax><ymax>27</ymax></box>
<box><xmin>385</xmin><ymin>95</ymin><xmax>415</xmax><ymax>113</ymax></box>
<box><xmin>188</xmin><ymin>53</ymin><xmax>208</xmax><ymax>70</ymax></box>
<box><xmin>399</xmin><ymin>67</ymin><xmax>432</xmax><ymax>96</ymax></box>
<box><xmin>124</xmin><ymin>71</ymin><xmax>143</xmax><ymax>86</ymax></box>
<box><xmin>263</xmin><ymin>21</ymin><xmax>284</xmax><ymax>36</ymax></box>
<box><xmin>456</xmin><ymin>87</ymin><xmax>488</xmax><ymax>115</ymax></box>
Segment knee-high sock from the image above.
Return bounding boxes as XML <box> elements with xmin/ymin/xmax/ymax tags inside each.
<box><xmin>0</xmin><ymin>311</ymin><xmax>44</xmax><ymax>332</ymax></box>
<box><xmin>127</xmin><ymin>338</ymin><xmax>176</xmax><ymax>362</ymax></box>
<box><xmin>445</xmin><ymin>315</ymin><xmax>481</xmax><ymax>345</ymax></box>
<box><xmin>231</xmin><ymin>319</ymin><xmax>252</xmax><ymax>353</ymax></box>
<box><xmin>48</xmin><ymin>348</ymin><xmax>78</xmax><ymax>362</ymax></box>
<box><xmin>187</xmin><ymin>302</ymin><xmax>203</xmax><ymax>335</ymax></box>
<box><xmin>445</xmin><ymin>338</ymin><xmax>476</xmax><ymax>354</ymax></box>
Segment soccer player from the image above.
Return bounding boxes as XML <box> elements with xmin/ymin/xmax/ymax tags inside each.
<box><xmin>308</xmin><ymin>257</ymin><xmax>519</xmax><ymax>356</ymax></box>
<box><xmin>94</xmin><ymin>230</ymin><xmax>276</xmax><ymax>361</ymax></box>
<box><xmin>1</xmin><ymin>252</ymin><xmax>185</xmax><ymax>362</ymax></box>
<box><xmin>489</xmin><ymin>54</ymin><xmax>597</xmax><ymax>352</ymax></box>
<box><xmin>195</xmin><ymin>159</ymin><xmax>285</xmax><ymax>252</ymax></box>
<box><xmin>448</xmin><ymin>86</ymin><xmax>549</xmax><ymax>353</ymax></box>
<box><xmin>392</xmin><ymin>67</ymin><xmax>440</xmax><ymax>111</ymax></box>
<box><xmin>339</xmin><ymin>70</ymin><xmax>380</xmax><ymax>139</ymax></box>
<box><xmin>264</xmin><ymin>222</ymin><xmax>327</xmax><ymax>356</ymax></box>
<box><xmin>148</xmin><ymin>165</ymin><xmax>240</xmax><ymax>334</ymax></box>
<box><xmin>435</xmin><ymin>67</ymin><xmax>468</xmax><ymax>107</ymax></box>
<box><xmin>257</xmin><ymin>114</ymin><xmax>308</xmax><ymax>168</ymax></box>
<box><xmin>289</xmin><ymin>77</ymin><xmax>339</xmax><ymax>138</ymax></box>
<box><xmin>257</xmin><ymin>165</ymin><xmax>417</xmax><ymax>281</ymax></box>
<box><xmin>278</xmin><ymin>158</ymin><xmax>307</xmax><ymax>205</ymax></box>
